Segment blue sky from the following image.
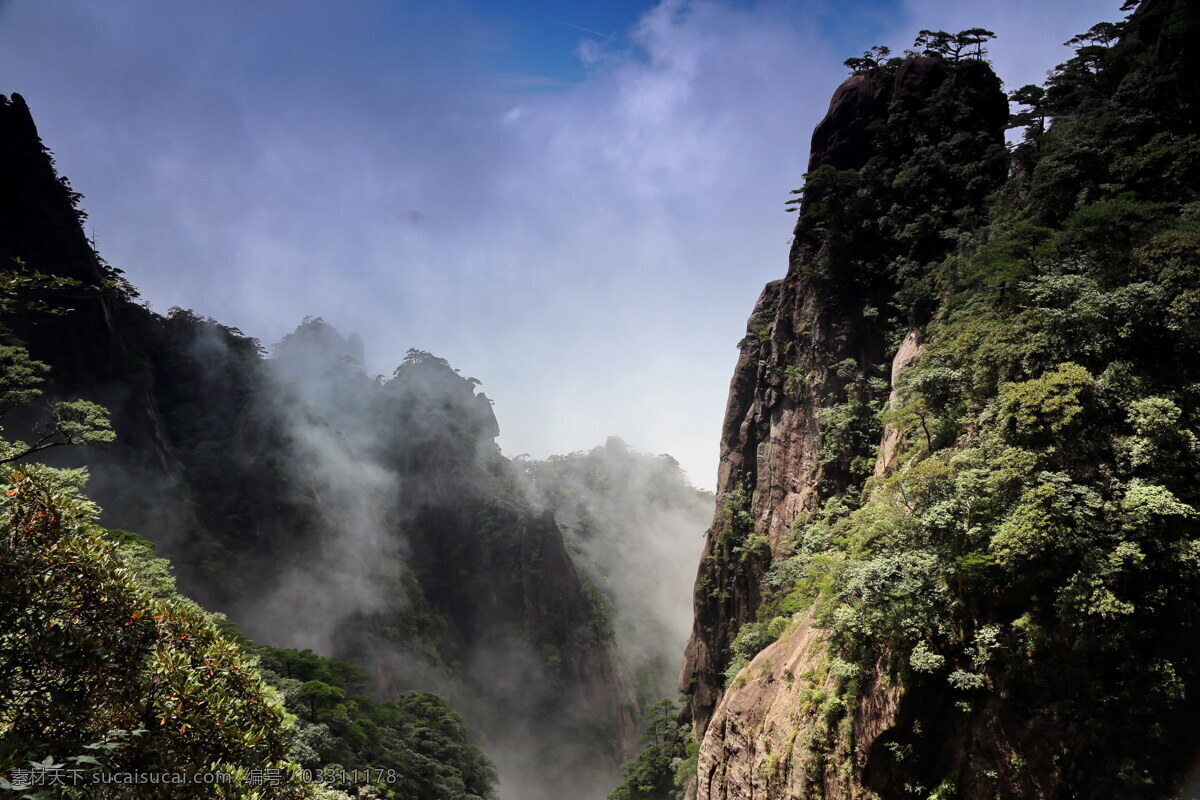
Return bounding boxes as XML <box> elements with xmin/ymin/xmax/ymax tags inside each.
<box><xmin>477</xmin><ymin>0</ymin><xmax>663</xmax><ymax>83</ymax></box>
<box><xmin>473</xmin><ymin>0</ymin><xmax>903</xmax><ymax>84</ymax></box>
<box><xmin>0</xmin><ymin>0</ymin><xmax>1121</xmax><ymax>489</ymax></box>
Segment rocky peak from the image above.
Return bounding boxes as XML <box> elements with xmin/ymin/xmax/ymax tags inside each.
<box><xmin>681</xmin><ymin>3</ymin><xmax>1200</xmax><ymax>797</ymax></box>
<box><xmin>0</xmin><ymin>93</ymin><xmax>125</xmax><ymax>393</ymax></box>
<box><xmin>791</xmin><ymin>55</ymin><xmax>1007</xmax><ymax>269</ymax></box>
<box><xmin>681</xmin><ymin>53</ymin><xmax>1007</xmax><ymax>736</ymax></box>
<box><xmin>805</xmin><ymin>74</ymin><xmax>886</xmax><ymax>173</ymax></box>
<box><xmin>0</xmin><ymin>92</ymin><xmax>98</xmax><ymax>286</ymax></box>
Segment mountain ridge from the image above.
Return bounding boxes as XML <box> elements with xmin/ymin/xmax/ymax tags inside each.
<box><xmin>0</xmin><ymin>94</ymin><xmax>685</xmax><ymax>799</ymax></box>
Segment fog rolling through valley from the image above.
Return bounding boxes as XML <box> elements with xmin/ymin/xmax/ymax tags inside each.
<box><xmin>519</xmin><ymin>439</ymin><xmax>712</xmax><ymax>706</ymax></box>
<box><xmin>213</xmin><ymin>317</ymin><xmax>712</xmax><ymax>800</ymax></box>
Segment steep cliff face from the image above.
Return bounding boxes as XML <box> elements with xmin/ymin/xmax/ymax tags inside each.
<box><xmin>682</xmin><ymin>3</ymin><xmax>1200</xmax><ymax>798</ymax></box>
<box><xmin>681</xmin><ymin>53</ymin><xmax>1008</xmax><ymax>733</ymax></box>
<box><xmin>0</xmin><ymin>93</ymin><xmax>117</xmax><ymax>364</ymax></box>
<box><xmin>0</xmin><ymin>94</ymin><xmax>178</xmax><ymax>470</ymax></box>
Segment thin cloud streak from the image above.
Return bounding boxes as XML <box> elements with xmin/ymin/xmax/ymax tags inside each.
<box><xmin>554</xmin><ymin>19</ymin><xmax>618</xmax><ymax>40</ymax></box>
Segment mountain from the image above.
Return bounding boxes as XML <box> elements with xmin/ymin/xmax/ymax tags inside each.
<box><xmin>0</xmin><ymin>92</ymin><xmax>659</xmax><ymax>800</ymax></box>
<box><xmin>667</xmin><ymin>2</ymin><xmax>1200</xmax><ymax>798</ymax></box>
<box><xmin>518</xmin><ymin>438</ymin><xmax>713</xmax><ymax>708</ymax></box>
<box><xmin>9</xmin><ymin>1</ymin><xmax>1200</xmax><ymax>797</ymax></box>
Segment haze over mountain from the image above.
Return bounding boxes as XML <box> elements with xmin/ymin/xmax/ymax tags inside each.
<box><xmin>0</xmin><ymin>85</ymin><xmax>711</xmax><ymax>797</ymax></box>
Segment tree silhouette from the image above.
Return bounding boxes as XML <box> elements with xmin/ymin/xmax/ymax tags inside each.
<box><xmin>914</xmin><ymin>28</ymin><xmax>996</xmax><ymax>61</ymax></box>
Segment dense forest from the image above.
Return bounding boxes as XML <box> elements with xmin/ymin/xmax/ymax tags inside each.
<box><xmin>5</xmin><ymin>0</ymin><xmax>1200</xmax><ymax>798</ymax></box>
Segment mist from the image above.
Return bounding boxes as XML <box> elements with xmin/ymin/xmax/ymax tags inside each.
<box><xmin>138</xmin><ymin>316</ymin><xmax>709</xmax><ymax>800</ymax></box>
<box><xmin>518</xmin><ymin>438</ymin><xmax>712</xmax><ymax>705</ymax></box>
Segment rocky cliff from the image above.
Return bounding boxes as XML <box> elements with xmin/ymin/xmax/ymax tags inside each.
<box><xmin>680</xmin><ymin>2</ymin><xmax>1200</xmax><ymax>797</ymax></box>
<box><xmin>681</xmin><ymin>51</ymin><xmax>1008</xmax><ymax>732</ymax></box>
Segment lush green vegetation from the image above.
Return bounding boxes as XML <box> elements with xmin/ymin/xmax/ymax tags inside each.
<box><xmin>0</xmin><ymin>338</ymin><xmax>113</xmax><ymax>465</ymax></box>
<box><xmin>0</xmin><ymin>466</ymin><xmax>307</xmax><ymax>799</ymax></box>
<box><xmin>751</xmin><ymin>2</ymin><xmax>1200</xmax><ymax>795</ymax></box>
<box><xmin>607</xmin><ymin>700</ymin><xmax>697</xmax><ymax>800</ymax></box>
<box><xmin>254</xmin><ymin>648</ymin><xmax>496</xmax><ymax>800</ymax></box>
<box><xmin>3</xmin><ymin>238</ymin><xmax>301</xmax><ymax>797</ymax></box>
<box><xmin>108</xmin><ymin>526</ymin><xmax>498</xmax><ymax>800</ymax></box>
<box><xmin>0</xmin><ymin>447</ymin><xmax>497</xmax><ymax>800</ymax></box>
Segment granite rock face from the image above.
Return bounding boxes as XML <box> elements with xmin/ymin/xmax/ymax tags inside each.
<box><xmin>680</xmin><ymin>52</ymin><xmax>1007</xmax><ymax>736</ymax></box>
<box><xmin>679</xmin><ymin>53</ymin><xmax>1008</xmax><ymax>796</ymax></box>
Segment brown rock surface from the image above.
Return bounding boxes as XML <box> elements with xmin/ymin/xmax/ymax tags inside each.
<box><xmin>680</xmin><ymin>50</ymin><xmax>1008</xmax><ymax>798</ymax></box>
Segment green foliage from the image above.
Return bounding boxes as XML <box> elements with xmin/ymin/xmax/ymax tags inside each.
<box><xmin>909</xmin><ymin>640</ymin><xmax>945</xmax><ymax>673</ymax></box>
<box><xmin>0</xmin><ymin>466</ymin><xmax>307</xmax><ymax>798</ymax></box>
<box><xmin>103</xmin><ymin>528</ymin><xmax>184</xmax><ymax>601</ymax></box>
<box><xmin>294</xmin><ymin>682</ymin><xmax>347</xmax><ymax>723</ymax></box>
<box><xmin>962</xmin><ymin>222</ymin><xmax>1057</xmax><ymax>292</ymax></box>
<box><xmin>913</xmin><ymin>28</ymin><xmax>996</xmax><ymax>61</ymax></box>
<box><xmin>714</xmin><ymin>484</ymin><xmax>766</xmax><ymax>569</ymax></box>
<box><xmin>1019</xmin><ymin>3</ymin><xmax>1200</xmax><ymax>220</ymax></box>
<box><xmin>1060</xmin><ymin>198</ymin><xmax>1177</xmax><ymax>283</ymax></box>
<box><xmin>672</xmin><ymin>731</ymin><xmax>699</xmax><ymax>792</ymax></box>
<box><xmin>255</xmin><ymin>647</ymin><xmax>496</xmax><ymax>800</ymax></box>
<box><xmin>0</xmin><ymin>342</ymin><xmax>114</xmax><ymax>465</ymax></box>
<box><xmin>0</xmin><ymin>258</ymin><xmax>86</xmax><ymax>320</ymax></box>
<box><xmin>996</xmin><ymin>362</ymin><xmax>1093</xmax><ymax>440</ymax></box>
<box><xmin>789</xmin><ymin>30</ymin><xmax>1009</xmax><ymax>325</ymax></box>
<box><xmin>817</xmin><ymin>400</ymin><xmax>877</xmax><ymax>477</ymax></box>
<box><xmin>843</xmin><ymin>45</ymin><xmax>893</xmax><ymax>76</ymax></box>
<box><xmin>722</xmin><ymin>618</ymin><xmax>786</xmax><ymax>688</ymax></box>
<box><xmin>1008</xmin><ymin>84</ymin><xmax>1048</xmax><ymax>134</ymax></box>
<box><xmin>989</xmin><ymin>478</ymin><xmax>1089</xmax><ymax>565</ymax></box>
<box><xmin>607</xmin><ymin>699</ymin><xmax>694</xmax><ymax>800</ymax></box>
<box><xmin>46</xmin><ymin>399</ymin><xmax>116</xmax><ymax>446</ymax></box>
<box><xmin>883</xmin><ymin>365</ymin><xmax>965</xmax><ymax>453</ymax></box>
<box><xmin>758</xmin><ymin>5</ymin><xmax>1200</xmax><ymax>793</ymax></box>
<box><xmin>0</xmin><ymin>344</ymin><xmax>47</xmax><ymax>412</ymax></box>
<box><xmin>783</xmin><ymin>364</ymin><xmax>810</xmax><ymax>395</ymax></box>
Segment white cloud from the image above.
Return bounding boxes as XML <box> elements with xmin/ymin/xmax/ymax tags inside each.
<box><xmin>0</xmin><ymin>0</ymin><xmax>1127</xmax><ymax>489</ymax></box>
